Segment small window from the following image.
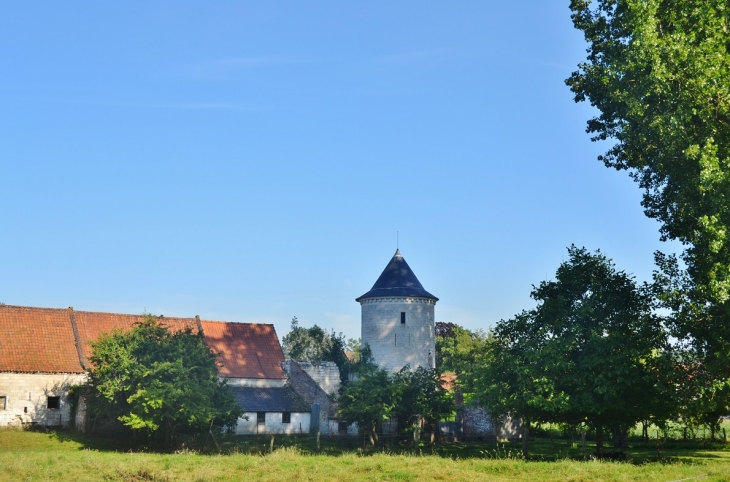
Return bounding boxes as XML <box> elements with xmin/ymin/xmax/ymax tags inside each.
<box><xmin>338</xmin><ymin>421</ymin><xmax>348</xmax><ymax>434</ymax></box>
<box><xmin>47</xmin><ymin>396</ymin><xmax>60</xmax><ymax>410</ymax></box>
<box><xmin>257</xmin><ymin>412</ymin><xmax>265</xmax><ymax>424</ymax></box>
<box><xmin>282</xmin><ymin>412</ymin><xmax>291</xmax><ymax>424</ymax></box>
<box><xmin>401</xmin><ymin>312</ymin><xmax>406</xmax><ymax>324</ymax></box>
<box><xmin>0</xmin><ymin>396</ymin><xmax>6</xmax><ymax>410</ymax></box>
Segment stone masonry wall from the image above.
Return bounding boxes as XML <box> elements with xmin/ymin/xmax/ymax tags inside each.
<box><xmin>459</xmin><ymin>406</ymin><xmax>522</xmax><ymax>442</ymax></box>
<box><xmin>0</xmin><ymin>372</ymin><xmax>87</xmax><ymax>428</ymax></box>
<box><xmin>281</xmin><ymin>360</ymin><xmax>336</xmax><ymax>435</ymax></box>
<box><xmin>360</xmin><ymin>297</ymin><xmax>435</xmax><ymax>373</ymax></box>
<box><xmin>287</xmin><ymin>361</ymin><xmax>340</xmax><ymax>396</ymax></box>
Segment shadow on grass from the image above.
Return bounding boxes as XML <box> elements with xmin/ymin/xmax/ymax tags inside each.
<box><xmin>40</xmin><ymin>429</ymin><xmax>730</xmax><ymax>466</ymax></box>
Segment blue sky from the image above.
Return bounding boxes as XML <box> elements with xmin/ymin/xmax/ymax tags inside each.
<box><xmin>0</xmin><ymin>2</ymin><xmax>679</xmax><ymax>340</ymax></box>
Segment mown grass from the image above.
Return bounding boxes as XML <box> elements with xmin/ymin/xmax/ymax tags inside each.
<box><xmin>2</xmin><ymin>429</ymin><xmax>730</xmax><ymax>481</ymax></box>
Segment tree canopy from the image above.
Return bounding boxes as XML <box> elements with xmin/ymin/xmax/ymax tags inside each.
<box><xmin>337</xmin><ymin>345</ymin><xmax>397</xmax><ymax>445</ymax></box>
<box><xmin>281</xmin><ymin>317</ymin><xmax>350</xmax><ymax>384</ymax></box>
<box><xmin>86</xmin><ymin>316</ymin><xmax>242</xmax><ymax>447</ymax></box>
<box><xmin>472</xmin><ymin>246</ymin><xmax>674</xmax><ymax>455</ymax></box>
<box><xmin>435</xmin><ymin>322</ymin><xmax>488</xmax><ymax>378</ymax></box>
<box><xmin>567</xmin><ymin>1</ymin><xmax>730</xmax><ymax>424</ymax></box>
<box><xmin>567</xmin><ymin>0</ymin><xmax>730</xmax><ymax>306</ymax></box>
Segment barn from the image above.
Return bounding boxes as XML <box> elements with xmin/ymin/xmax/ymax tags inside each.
<box><xmin>0</xmin><ymin>304</ymin><xmax>310</xmax><ymax>434</ymax></box>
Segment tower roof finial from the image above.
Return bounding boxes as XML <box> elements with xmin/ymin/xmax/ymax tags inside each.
<box><xmin>356</xmin><ymin>250</ymin><xmax>437</xmax><ymax>302</ymax></box>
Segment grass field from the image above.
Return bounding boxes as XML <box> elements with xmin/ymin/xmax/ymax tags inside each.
<box><xmin>3</xmin><ymin>429</ymin><xmax>730</xmax><ymax>481</ymax></box>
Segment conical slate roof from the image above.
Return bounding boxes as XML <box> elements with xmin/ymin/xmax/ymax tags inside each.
<box><xmin>356</xmin><ymin>249</ymin><xmax>438</xmax><ymax>302</ymax></box>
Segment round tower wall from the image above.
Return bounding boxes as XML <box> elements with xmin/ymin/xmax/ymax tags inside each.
<box><xmin>360</xmin><ymin>296</ymin><xmax>435</xmax><ymax>373</ymax></box>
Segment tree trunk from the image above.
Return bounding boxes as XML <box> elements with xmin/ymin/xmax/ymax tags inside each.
<box><xmin>595</xmin><ymin>424</ymin><xmax>603</xmax><ymax>454</ymax></box>
<box><xmin>521</xmin><ymin>418</ymin><xmax>529</xmax><ymax>460</ymax></box>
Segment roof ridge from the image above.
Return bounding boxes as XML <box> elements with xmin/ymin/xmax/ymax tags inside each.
<box><xmin>199</xmin><ymin>319</ymin><xmax>276</xmax><ymax>327</ymax></box>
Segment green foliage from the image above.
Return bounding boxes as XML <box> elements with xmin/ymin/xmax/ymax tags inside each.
<box><xmin>281</xmin><ymin>317</ymin><xmax>350</xmax><ymax>384</ymax></box>
<box><xmin>435</xmin><ymin>322</ymin><xmax>488</xmax><ymax>378</ymax></box>
<box><xmin>86</xmin><ymin>315</ymin><xmax>242</xmax><ymax>446</ymax></box>
<box><xmin>567</xmin><ymin>0</ymin><xmax>730</xmax><ymax>433</ymax></box>
<box><xmin>392</xmin><ymin>366</ymin><xmax>454</xmax><ymax>435</ymax></box>
<box><xmin>567</xmin><ymin>0</ymin><xmax>730</xmax><ymax>327</ymax></box>
<box><xmin>337</xmin><ymin>346</ymin><xmax>396</xmax><ymax>445</ymax></box>
<box><xmin>345</xmin><ymin>337</ymin><xmax>361</xmax><ymax>364</ymax></box>
<box><xmin>471</xmin><ymin>246</ymin><xmax>674</xmax><ymax>452</ymax></box>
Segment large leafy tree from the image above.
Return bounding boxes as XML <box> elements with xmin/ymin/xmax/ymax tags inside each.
<box><xmin>392</xmin><ymin>366</ymin><xmax>454</xmax><ymax>443</ymax></box>
<box><xmin>473</xmin><ymin>247</ymin><xmax>674</xmax><ymax>456</ymax></box>
<box><xmin>566</xmin><ymin>0</ymin><xmax>730</xmax><ymax>341</ymax></box>
<box><xmin>86</xmin><ymin>316</ymin><xmax>242</xmax><ymax>447</ymax></box>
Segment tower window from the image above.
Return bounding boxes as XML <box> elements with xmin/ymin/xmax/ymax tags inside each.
<box><xmin>401</xmin><ymin>312</ymin><xmax>406</xmax><ymax>324</ymax></box>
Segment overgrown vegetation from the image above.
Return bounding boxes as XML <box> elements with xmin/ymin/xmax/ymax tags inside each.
<box><xmin>281</xmin><ymin>316</ymin><xmax>351</xmax><ymax>384</ymax></box>
<box><xmin>337</xmin><ymin>345</ymin><xmax>454</xmax><ymax>446</ymax></box>
<box><xmin>85</xmin><ymin>315</ymin><xmax>242</xmax><ymax>447</ymax></box>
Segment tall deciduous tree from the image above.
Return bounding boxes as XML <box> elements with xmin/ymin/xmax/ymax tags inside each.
<box><xmin>473</xmin><ymin>247</ymin><xmax>674</xmax><ymax>456</ymax></box>
<box><xmin>86</xmin><ymin>316</ymin><xmax>242</xmax><ymax>447</ymax></box>
<box><xmin>566</xmin><ymin>0</ymin><xmax>730</xmax><ymax>338</ymax></box>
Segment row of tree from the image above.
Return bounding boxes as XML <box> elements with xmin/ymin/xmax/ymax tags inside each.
<box><xmin>434</xmin><ymin>245</ymin><xmax>730</xmax><ymax>458</ymax></box>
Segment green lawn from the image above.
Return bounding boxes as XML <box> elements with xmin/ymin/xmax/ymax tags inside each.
<box><xmin>2</xmin><ymin>429</ymin><xmax>730</xmax><ymax>481</ymax></box>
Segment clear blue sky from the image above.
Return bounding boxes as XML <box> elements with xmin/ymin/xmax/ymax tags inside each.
<box><xmin>0</xmin><ymin>2</ymin><xmax>679</xmax><ymax>341</ymax></box>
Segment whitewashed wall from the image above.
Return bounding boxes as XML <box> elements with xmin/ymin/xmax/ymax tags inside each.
<box><xmin>235</xmin><ymin>411</ymin><xmax>310</xmax><ymax>435</ymax></box>
<box><xmin>0</xmin><ymin>373</ymin><xmax>86</xmax><ymax>427</ymax></box>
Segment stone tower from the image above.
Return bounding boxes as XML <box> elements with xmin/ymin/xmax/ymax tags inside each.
<box><xmin>356</xmin><ymin>249</ymin><xmax>438</xmax><ymax>373</ymax></box>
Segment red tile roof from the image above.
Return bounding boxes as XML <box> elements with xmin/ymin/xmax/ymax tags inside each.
<box><xmin>72</xmin><ymin>310</ymin><xmax>198</xmax><ymax>362</ymax></box>
<box><xmin>201</xmin><ymin>320</ymin><xmax>286</xmax><ymax>379</ymax></box>
<box><xmin>0</xmin><ymin>306</ymin><xmax>84</xmax><ymax>373</ymax></box>
<box><xmin>0</xmin><ymin>305</ymin><xmax>286</xmax><ymax>379</ymax></box>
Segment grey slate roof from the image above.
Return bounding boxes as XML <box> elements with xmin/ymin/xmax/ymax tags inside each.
<box><xmin>230</xmin><ymin>386</ymin><xmax>310</xmax><ymax>412</ymax></box>
<box><xmin>356</xmin><ymin>249</ymin><xmax>438</xmax><ymax>302</ymax></box>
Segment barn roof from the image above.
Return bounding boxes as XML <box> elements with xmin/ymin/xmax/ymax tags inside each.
<box><xmin>230</xmin><ymin>386</ymin><xmax>310</xmax><ymax>412</ymax></box>
<box><xmin>202</xmin><ymin>321</ymin><xmax>286</xmax><ymax>380</ymax></box>
<box><xmin>356</xmin><ymin>249</ymin><xmax>438</xmax><ymax>302</ymax></box>
<box><xmin>0</xmin><ymin>306</ymin><xmax>85</xmax><ymax>374</ymax></box>
<box><xmin>0</xmin><ymin>305</ymin><xmax>286</xmax><ymax>379</ymax></box>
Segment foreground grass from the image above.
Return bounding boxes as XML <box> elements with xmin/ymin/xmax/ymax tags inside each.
<box><xmin>2</xmin><ymin>430</ymin><xmax>730</xmax><ymax>481</ymax></box>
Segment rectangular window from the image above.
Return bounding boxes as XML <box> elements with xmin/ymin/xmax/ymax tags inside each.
<box><xmin>401</xmin><ymin>312</ymin><xmax>406</xmax><ymax>324</ymax></box>
<box><xmin>0</xmin><ymin>396</ymin><xmax>6</xmax><ymax>410</ymax></box>
<box><xmin>338</xmin><ymin>421</ymin><xmax>348</xmax><ymax>434</ymax></box>
<box><xmin>282</xmin><ymin>412</ymin><xmax>291</xmax><ymax>424</ymax></box>
<box><xmin>257</xmin><ymin>412</ymin><xmax>265</xmax><ymax>424</ymax></box>
<box><xmin>47</xmin><ymin>396</ymin><xmax>60</xmax><ymax>410</ymax></box>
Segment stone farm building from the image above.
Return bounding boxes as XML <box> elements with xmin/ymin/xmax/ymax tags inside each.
<box><xmin>1</xmin><ymin>249</ymin><xmax>518</xmax><ymax>441</ymax></box>
<box><xmin>0</xmin><ymin>305</ymin><xmax>332</xmax><ymax>435</ymax></box>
